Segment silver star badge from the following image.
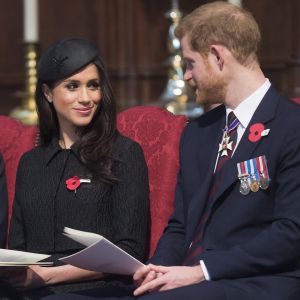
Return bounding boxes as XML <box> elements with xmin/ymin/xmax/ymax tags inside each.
<box><xmin>218</xmin><ymin>136</ymin><xmax>233</xmax><ymax>156</ymax></box>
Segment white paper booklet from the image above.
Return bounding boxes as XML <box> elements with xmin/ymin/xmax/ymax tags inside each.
<box><xmin>0</xmin><ymin>248</ymin><xmax>52</xmax><ymax>266</ymax></box>
<box><xmin>59</xmin><ymin>227</ymin><xmax>144</xmax><ymax>275</ymax></box>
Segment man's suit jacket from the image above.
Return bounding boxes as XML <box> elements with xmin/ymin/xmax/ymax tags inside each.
<box><xmin>0</xmin><ymin>153</ymin><xmax>8</xmax><ymax>247</ymax></box>
<box><xmin>150</xmin><ymin>86</ymin><xmax>300</xmax><ymax>298</ymax></box>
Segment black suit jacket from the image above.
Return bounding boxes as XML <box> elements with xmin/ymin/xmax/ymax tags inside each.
<box><xmin>0</xmin><ymin>153</ymin><xmax>8</xmax><ymax>247</ymax></box>
<box><xmin>151</xmin><ymin>87</ymin><xmax>300</xmax><ymax>297</ymax></box>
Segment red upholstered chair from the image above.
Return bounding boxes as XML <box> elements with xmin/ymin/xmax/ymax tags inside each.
<box><xmin>0</xmin><ymin>106</ymin><xmax>187</xmax><ymax>257</ymax></box>
<box><xmin>0</xmin><ymin>116</ymin><xmax>37</xmax><ymax>227</ymax></box>
<box><xmin>291</xmin><ymin>98</ymin><xmax>300</xmax><ymax>105</ymax></box>
<box><xmin>117</xmin><ymin>106</ymin><xmax>187</xmax><ymax>256</ymax></box>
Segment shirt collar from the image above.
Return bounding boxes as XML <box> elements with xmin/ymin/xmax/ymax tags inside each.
<box><xmin>226</xmin><ymin>79</ymin><xmax>271</xmax><ymax>128</ymax></box>
<box><xmin>45</xmin><ymin>137</ymin><xmax>80</xmax><ymax>165</ymax></box>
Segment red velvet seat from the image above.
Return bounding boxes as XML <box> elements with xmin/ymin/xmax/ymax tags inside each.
<box><xmin>292</xmin><ymin>98</ymin><xmax>300</xmax><ymax>105</ymax></box>
<box><xmin>0</xmin><ymin>116</ymin><xmax>37</xmax><ymax>224</ymax></box>
<box><xmin>117</xmin><ymin>106</ymin><xmax>187</xmax><ymax>255</ymax></box>
<box><xmin>0</xmin><ymin>106</ymin><xmax>187</xmax><ymax>256</ymax></box>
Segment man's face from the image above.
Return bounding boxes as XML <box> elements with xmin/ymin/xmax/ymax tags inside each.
<box><xmin>181</xmin><ymin>36</ymin><xmax>226</xmax><ymax>106</ymax></box>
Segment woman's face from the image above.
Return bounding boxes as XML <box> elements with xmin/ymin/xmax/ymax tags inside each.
<box><xmin>43</xmin><ymin>63</ymin><xmax>102</xmax><ymax>132</ymax></box>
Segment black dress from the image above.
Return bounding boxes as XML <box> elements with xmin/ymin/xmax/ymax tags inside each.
<box><xmin>7</xmin><ymin>134</ymin><xmax>149</xmax><ymax>299</ymax></box>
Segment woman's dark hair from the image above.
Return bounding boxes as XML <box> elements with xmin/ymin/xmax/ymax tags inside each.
<box><xmin>35</xmin><ymin>57</ymin><xmax>119</xmax><ymax>183</ymax></box>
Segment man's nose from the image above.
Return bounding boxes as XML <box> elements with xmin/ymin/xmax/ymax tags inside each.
<box><xmin>183</xmin><ymin>69</ymin><xmax>192</xmax><ymax>81</ymax></box>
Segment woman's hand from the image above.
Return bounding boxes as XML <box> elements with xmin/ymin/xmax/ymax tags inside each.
<box><xmin>1</xmin><ymin>264</ymin><xmax>105</xmax><ymax>290</ymax></box>
<box><xmin>0</xmin><ymin>265</ymin><xmax>48</xmax><ymax>290</ymax></box>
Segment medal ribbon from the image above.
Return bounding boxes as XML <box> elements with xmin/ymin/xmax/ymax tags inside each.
<box><xmin>223</xmin><ymin>115</ymin><xmax>240</xmax><ymax>134</ymax></box>
<box><xmin>244</xmin><ymin>160</ymin><xmax>251</xmax><ymax>186</ymax></box>
<box><xmin>237</xmin><ymin>161</ymin><xmax>247</xmax><ymax>177</ymax></box>
<box><xmin>256</xmin><ymin>155</ymin><xmax>270</xmax><ymax>182</ymax></box>
<box><xmin>250</xmin><ymin>158</ymin><xmax>260</xmax><ymax>181</ymax></box>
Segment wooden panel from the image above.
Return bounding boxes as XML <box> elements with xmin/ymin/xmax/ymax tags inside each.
<box><xmin>0</xmin><ymin>0</ymin><xmax>23</xmax><ymax>114</ymax></box>
<box><xmin>0</xmin><ymin>0</ymin><xmax>23</xmax><ymax>84</ymax></box>
<box><xmin>243</xmin><ymin>0</ymin><xmax>293</xmax><ymax>96</ymax></box>
<box><xmin>1</xmin><ymin>0</ymin><xmax>300</xmax><ymax>116</ymax></box>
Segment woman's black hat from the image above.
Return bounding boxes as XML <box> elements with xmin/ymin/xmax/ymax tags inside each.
<box><xmin>37</xmin><ymin>37</ymin><xmax>99</xmax><ymax>82</ymax></box>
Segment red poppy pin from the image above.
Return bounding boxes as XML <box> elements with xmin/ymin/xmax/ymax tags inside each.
<box><xmin>248</xmin><ymin>123</ymin><xmax>270</xmax><ymax>143</ymax></box>
<box><xmin>66</xmin><ymin>176</ymin><xmax>91</xmax><ymax>193</ymax></box>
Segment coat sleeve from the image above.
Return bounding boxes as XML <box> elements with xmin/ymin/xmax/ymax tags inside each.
<box><xmin>0</xmin><ymin>153</ymin><xmax>8</xmax><ymax>247</ymax></box>
<box><xmin>110</xmin><ymin>140</ymin><xmax>150</xmax><ymax>262</ymax></box>
<box><xmin>201</xmin><ymin>125</ymin><xmax>300</xmax><ymax>279</ymax></box>
<box><xmin>8</xmin><ymin>155</ymin><xmax>26</xmax><ymax>251</ymax></box>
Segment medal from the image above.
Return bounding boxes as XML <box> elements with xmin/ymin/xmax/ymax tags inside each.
<box><xmin>239</xmin><ymin>175</ymin><xmax>250</xmax><ymax>195</ymax></box>
<box><xmin>237</xmin><ymin>162</ymin><xmax>250</xmax><ymax>195</ymax></box>
<box><xmin>248</xmin><ymin>159</ymin><xmax>260</xmax><ymax>192</ymax></box>
<box><xmin>256</xmin><ymin>156</ymin><xmax>271</xmax><ymax>190</ymax></box>
<box><xmin>218</xmin><ymin>135</ymin><xmax>233</xmax><ymax>157</ymax></box>
<box><xmin>219</xmin><ymin>115</ymin><xmax>240</xmax><ymax>157</ymax></box>
<box><xmin>250</xmin><ymin>175</ymin><xmax>259</xmax><ymax>192</ymax></box>
<box><xmin>259</xmin><ymin>173</ymin><xmax>269</xmax><ymax>190</ymax></box>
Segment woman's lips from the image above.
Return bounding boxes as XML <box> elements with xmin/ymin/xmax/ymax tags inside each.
<box><xmin>74</xmin><ymin>107</ymin><xmax>93</xmax><ymax>115</ymax></box>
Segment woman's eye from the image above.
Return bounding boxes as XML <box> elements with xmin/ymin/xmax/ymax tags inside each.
<box><xmin>65</xmin><ymin>83</ymin><xmax>79</xmax><ymax>90</ymax></box>
<box><xmin>88</xmin><ymin>81</ymin><xmax>101</xmax><ymax>90</ymax></box>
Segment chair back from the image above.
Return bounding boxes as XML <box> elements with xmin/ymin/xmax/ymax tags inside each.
<box><xmin>0</xmin><ymin>116</ymin><xmax>37</xmax><ymax>223</ymax></box>
<box><xmin>117</xmin><ymin>106</ymin><xmax>187</xmax><ymax>256</ymax></box>
<box><xmin>292</xmin><ymin>98</ymin><xmax>300</xmax><ymax>105</ymax></box>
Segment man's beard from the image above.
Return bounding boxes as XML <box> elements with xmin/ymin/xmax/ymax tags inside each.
<box><xmin>189</xmin><ymin>70</ymin><xmax>226</xmax><ymax>108</ymax></box>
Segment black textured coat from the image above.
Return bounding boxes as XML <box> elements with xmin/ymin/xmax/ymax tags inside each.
<box><xmin>8</xmin><ymin>134</ymin><xmax>149</xmax><ymax>298</ymax></box>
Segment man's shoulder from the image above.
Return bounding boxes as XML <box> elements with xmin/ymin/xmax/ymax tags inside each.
<box><xmin>278</xmin><ymin>96</ymin><xmax>300</xmax><ymax>112</ymax></box>
<box><xmin>276</xmin><ymin>96</ymin><xmax>300</xmax><ymax>127</ymax></box>
<box><xmin>186</xmin><ymin>104</ymin><xmax>225</xmax><ymax>132</ymax></box>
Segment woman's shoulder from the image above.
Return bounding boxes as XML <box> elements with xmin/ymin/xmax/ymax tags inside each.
<box><xmin>113</xmin><ymin>133</ymin><xmax>141</xmax><ymax>151</ymax></box>
<box><xmin>18</xmin><ymin>144</ymin><xmax>52</xmax><ymax>168</ymax></box>
<box><xmin>113</xmin><ymin>133</ymin><xmax>145</xmax><ymax>159</ymax></box>
<box><xmin>20</xmin><ymin>145</ymin><xmax>44</xmax><ymax>160</ymax></box>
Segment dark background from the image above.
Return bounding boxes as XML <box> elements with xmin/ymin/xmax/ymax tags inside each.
<box><xmin>0</xmin><ymin>0</ymin><xmax>299</xmax><ymax>115</ymax></box>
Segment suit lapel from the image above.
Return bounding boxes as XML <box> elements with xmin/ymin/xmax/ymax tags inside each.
<box><xmin>209</xmin><ymin>86</ymin><xmax>280</xmax><ymax>205</ymax></box>
<box><xmin>187</xmin><ymin>106</ymin><xmax>226</xmax><ymax>239</ymax></box>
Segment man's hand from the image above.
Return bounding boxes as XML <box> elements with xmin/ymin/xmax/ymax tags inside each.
<box><xmin>133</xmin><ymin>264</ymin><xmax>162</xmax><ymax>288</ymax></box>
<box><xmin>133</xmin><ymin>264</ymin><xmax>205</xmax><ymax>296</ymax></box>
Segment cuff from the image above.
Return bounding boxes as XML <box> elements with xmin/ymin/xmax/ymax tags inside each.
<box><xmin>200</xmin><ymin>260</ymin><xmax>211</xmax><ymax>280</ymax></box>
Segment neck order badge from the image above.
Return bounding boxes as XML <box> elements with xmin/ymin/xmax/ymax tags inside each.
<box><xmin>218</xmin><ymin>112</ymin><xmax>240</xmax><ymax>157</ymax></box>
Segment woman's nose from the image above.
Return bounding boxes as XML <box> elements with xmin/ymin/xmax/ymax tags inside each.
<box><xmin>78</xmin><ymin>87</ymin><xmax>91</xmax><ymax>103</ymax></box>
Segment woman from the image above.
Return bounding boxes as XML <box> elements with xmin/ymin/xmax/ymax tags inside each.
<box><xmin>5</xmin><ymin>38</ymin><xmax>149</xmax><ymax>298</ymax></box>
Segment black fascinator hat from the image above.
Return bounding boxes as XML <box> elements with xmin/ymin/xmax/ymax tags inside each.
<box><xmin>37</xmin><ymin>37</ymin><xmax>100</xmax><ymax>82</ymax></box>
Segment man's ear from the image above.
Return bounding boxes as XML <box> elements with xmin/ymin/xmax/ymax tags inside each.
<box><xmin>210</xmin><ymin>45</ymin><xmax>224</xmax><ymax>71</ymax></box>
<box><xmin>42</xmin><ymin>84</ymin><xmax>53</xmax><ymax>103</ymax></box>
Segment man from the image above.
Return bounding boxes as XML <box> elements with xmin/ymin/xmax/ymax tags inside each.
<box><xmin>44</xmin><ymin>2</ymin><xmax>300</xmax><ymax>300</ymax></box>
